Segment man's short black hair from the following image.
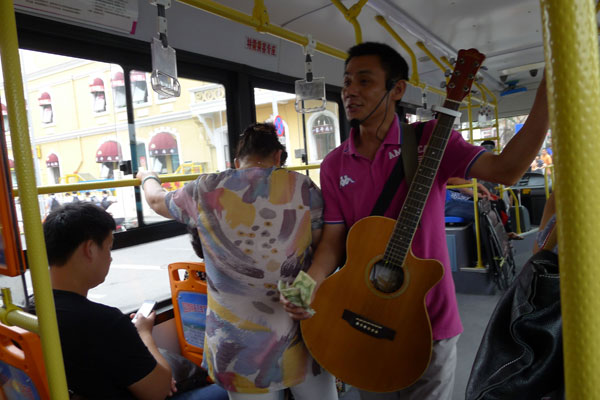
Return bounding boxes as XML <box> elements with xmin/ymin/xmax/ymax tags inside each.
<box><xmin>43</xmin><ymin>203</ymin><xmax>116</xmax><ymax>266</ymax></box>
<box><xmin>345</xmin><ymin>42</ymin><xmax>409</xmax><ymax>85</ymax></box>
<box><xmin>481</xmin><ymin>140</ymin><xmax>496</xmax><ymax>147</ymax></box>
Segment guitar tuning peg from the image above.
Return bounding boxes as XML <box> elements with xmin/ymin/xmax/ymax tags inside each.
<box><xmin>449</xmin><ymin>57</ymin><xmax>456</xmax><ymax>65</ymax></box>
<box><xmin>480</xmin><ymin>65</ymin><xmax>488</xmax><ymax>71</ymax></box>
<box><xmin>444</xmin><ymin>69</ymin><xmax>452</xmax><ymax>77</ymax></box>
<box><xmin>440</xmin><ymin>81</ymin><xmax>447</xmax><ymax>89</ymax></box>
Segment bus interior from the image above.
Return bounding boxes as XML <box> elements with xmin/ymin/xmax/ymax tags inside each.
<box><xmin>0</xmin><ymin>0</ymin><xmax>597</xmax><ymax>399</ymax></box>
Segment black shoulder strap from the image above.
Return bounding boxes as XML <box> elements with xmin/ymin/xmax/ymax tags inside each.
<box><xmin>370</xmin><ymin>122</ymin><xmax>425</xmax><ymax>216</ymax></box>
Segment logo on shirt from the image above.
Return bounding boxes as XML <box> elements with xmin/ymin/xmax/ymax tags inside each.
<box><xmin>388</xmin><ymin>148</ymin><xmax>401</xmax><ymax>160</ymax></box>
<box><xmin>340</xmin><ymin>175</ymin><xmax>355</xmax><ymax>188</ymax></box>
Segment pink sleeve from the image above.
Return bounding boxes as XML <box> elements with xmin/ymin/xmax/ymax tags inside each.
<box><xmin>438</xmin><ymin>130</ymin><xmax>486</xmax><ymax>182</ymax></box>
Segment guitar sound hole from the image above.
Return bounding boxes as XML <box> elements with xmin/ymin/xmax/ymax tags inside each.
<box><xmin>369</xmin><ymin>260</ymin><xmax>404</xmax><ymax>293</ymax></box>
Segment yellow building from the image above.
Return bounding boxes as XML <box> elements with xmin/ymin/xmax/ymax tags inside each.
<box><xmin>1</xmin><ymin>50</ymin><xmax>340</xmax><ymax>191</ymax></box>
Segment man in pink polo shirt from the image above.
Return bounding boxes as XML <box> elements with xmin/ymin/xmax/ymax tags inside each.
<box><xmin>284</xmin><ymin>42</ymin><xmax>548</xmax><ymax>399</ymax></box>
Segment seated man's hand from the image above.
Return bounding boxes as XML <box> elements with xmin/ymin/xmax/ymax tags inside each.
<box><xmin>130</xmin><ymin>311</ymin><xmax>156</xmax><ymax>335</ymax></box>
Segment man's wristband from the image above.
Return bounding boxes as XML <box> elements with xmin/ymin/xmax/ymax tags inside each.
<box><xmin>141</xmin><ymin>175</ymin><xmax>161</xmax><ymax>187</ymax></box>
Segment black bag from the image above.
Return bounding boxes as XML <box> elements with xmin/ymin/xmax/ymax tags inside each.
<box><xmin>466</xmin><ymin>227</ymin><xmax>563</xmax><ymax>399</ymax></box>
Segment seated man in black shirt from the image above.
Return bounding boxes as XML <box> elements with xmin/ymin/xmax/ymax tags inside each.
<box><xmin>43</xmin><ymin>203</ymin><xmax>226</xmax><ymax>400</ymax></box>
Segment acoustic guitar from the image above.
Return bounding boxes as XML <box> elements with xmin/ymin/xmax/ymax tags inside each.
<box><xmin>301</xmin><ymin>49</ymin><xmax>485</xmax><ymax>392</ymax></box>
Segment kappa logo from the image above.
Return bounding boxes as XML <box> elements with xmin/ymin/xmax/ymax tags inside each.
<box><xmin>388</xmin><ymin>148</ymin><xmax>401</xmax><ymax>159</ymax></box>
<box><xmin>340</xmin><ymin>175</ymin><xmax>355</xmax><ymax>188</ymax></box>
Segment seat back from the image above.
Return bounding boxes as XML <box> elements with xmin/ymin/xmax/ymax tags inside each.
<box><xmin>168</xmin><ymin>262</ymin><xmax>208</xmax><ymax>368</ymax></box>
<box><xmin>0</xmin><ymin>322</ymin><xmax>49</xmax><ymax>399</ymax></box>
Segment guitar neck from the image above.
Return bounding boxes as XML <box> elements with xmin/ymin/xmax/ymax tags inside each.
<box><xmin>384</xmin><ymin>100</ymin><xmax>460</xmax><ymax>266</ymax></box>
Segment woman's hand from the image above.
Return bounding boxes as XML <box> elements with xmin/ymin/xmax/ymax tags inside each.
<box><xmin>280</xmin><ymin>295</ymin><xmax>314</xmax><ymax>320</ymax></box>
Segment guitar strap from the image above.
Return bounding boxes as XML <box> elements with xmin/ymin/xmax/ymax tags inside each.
<box><xmin>370</xmin><ymin>122</ymin><xmax>425</xmax><ymax>216</ymax></box>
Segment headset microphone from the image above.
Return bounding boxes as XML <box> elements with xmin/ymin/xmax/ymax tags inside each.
<box><xmin>349</xmin><ymin>79</ymin><xmax>397</xmax><ymax>130</ymax></box>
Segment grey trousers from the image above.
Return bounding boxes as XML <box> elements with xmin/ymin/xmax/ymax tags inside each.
<box><xmin>358</xmin><ymin>335</ymin><xmax>460</xmax><ymax>400</ymax></box>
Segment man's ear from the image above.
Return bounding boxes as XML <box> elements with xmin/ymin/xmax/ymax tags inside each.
<box><xmin>81</xmin><ymin>239</ymin><xmax>96</xmax><ymax>261</ymax></box>
<box><xmin>390</xmin><ymin>80</ymin><xmax>407</xmax><ymax>102</ymax></box>
<box><xmin>234</xmin><ymin>157</ymin><xmax>241</xmax><ymax>169</ymax></box>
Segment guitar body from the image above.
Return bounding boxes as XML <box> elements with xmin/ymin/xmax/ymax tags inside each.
<box><xmin>301</xmin><ymin>216</ymin><xmax>444</xmax><ymax>392</ymax></box>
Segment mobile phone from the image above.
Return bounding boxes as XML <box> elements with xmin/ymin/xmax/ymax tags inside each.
<box><xmin>132</xmin><ymin>300</ymin><xmax>157</xmax><ymax>323</ymax></box>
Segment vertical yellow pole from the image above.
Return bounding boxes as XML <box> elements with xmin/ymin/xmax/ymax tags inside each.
<box><xmin>540</xmin><ymin>0</ymin><xmax>600</xmax><ymax>398</ymax></box>
<box><xmin>0</xmin><ymin>2</ymin><xmax>69</xmax><ymax>399</ymax></box>
<box><xmin>471</xmin><ymin>179</ymin><xmax>484</xmax><ymax>268</ymax></box>
<box><xmin>467</xmin><ymin>94</ymin><xmax>474</xmax><ymax>144</ymax></box>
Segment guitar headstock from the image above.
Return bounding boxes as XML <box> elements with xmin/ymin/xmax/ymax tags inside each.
<box><xmin>446</xmin><ymin>49</ymin><xmax>486</xmax><ymax>103</ymax></box>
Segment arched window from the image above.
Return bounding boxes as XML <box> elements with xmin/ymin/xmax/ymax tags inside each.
<box><xmin>309</xmin><ymin>113</ymin><xmax>337</xmax><ymax>161</ymax></box>
<box><xmin>130</xmin><ymin>70</ymin><xmax>148</xmax><ymax>104</ymax></box>
<box><xmin>96</xmin><ymin>140</ymin><xmax>122</xmax><ymax>179</ymax></box>
<box><xmin>149</xmin><ymin>132</ymin><xmax>179</xmax><ymax>174</ymax></box>
<box><xmin>89</xmin><ymin>77</ymin><xmax>106</xmax><ymax>113</ymax></box>
<box><xmin>112</xmin><ymin>70</ymin><xmax>126</xmax><ymax>108</ymax></box>
<box><xmin>46</xmin><ymin>153</ymin><xmax>60</xmax><ymax>184</ymax></box>
<box><xmin>38</xmin><ymin>92</ymin><xmax>53</xmax><ymax>124</ymax></box>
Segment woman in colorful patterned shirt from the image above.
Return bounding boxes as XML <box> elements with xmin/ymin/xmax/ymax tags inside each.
<box><xmin>137</xmin><ymin>123</ymin><xmax>337</xmax><ymax>400</ymax></box>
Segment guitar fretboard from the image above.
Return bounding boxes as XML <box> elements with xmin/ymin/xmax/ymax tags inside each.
<box><xmin>384</xmin><ymin>100</ymin><xmax>460</xmax><ymax>267</ymax></box>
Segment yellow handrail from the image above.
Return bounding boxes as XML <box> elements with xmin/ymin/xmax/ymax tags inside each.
<box><xmin>375</xmin><ymin>15</ymin><xmax>420</xmax><ymax>86</ymax></box>
<box><xmin>178</xmin><ymin>0</ymin><xmax>347</xmax><ymax>59</ymax></box>
<box><xmin>331</xmin><ymin>0</ymin><xmax>368</xmax><ymax>44</ymax></box>
<box><xmin>416</xmin><ymin>41</ymin><xmax>448</xmax><ymax>81</ymax></box>
<box><xmin>446</xmin><ymin>179</ymin><xmax>484</xmax><ymax>268</ymax></box>
<box><xmin>504</xmin><ymin>187</ymin><xmax>522</xmax><ymax>234</ymax></box>
<box><xmin>0</xmin><ymin>1</ymin><xmax>69</xmax><ymax>398</ymax></box>
<box><xmin>14</xmin><ymin>164</ymin><xmax>322</xmax><ymax>197</ymax></box>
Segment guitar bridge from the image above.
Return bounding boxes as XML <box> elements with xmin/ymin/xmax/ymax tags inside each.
<box><xmin>342</xmin><ymin>310</ymin><xmax>395</xmax><ymax>340</ymax></box>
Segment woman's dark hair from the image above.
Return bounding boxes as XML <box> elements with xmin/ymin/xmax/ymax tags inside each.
<box><xmin>345</xmin><ymin>42</ymin><xmax>409</xmax><ymax>85</ymax></box>
<box><xmin>235</xmin><ymin>123</ymin><xmax>288</xmax><ymax>165</ymax></box>
<box><xmin>43</xmin><ymin>202</ymin><xmax>116</xmax><ymax>266</ymax></box>
<box><xmin>188</xmin><ymin>225</ymin><xmax>204</xmax><ymax>259</ymax></box>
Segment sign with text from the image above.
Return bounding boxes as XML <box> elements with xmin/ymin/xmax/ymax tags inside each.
<box><xmin>245</xmin><ymin>36</ymin><xmax>278</xmax><ymax>56</ymax></box>
<box><xmin>14</xmin><ymin>0</ymin><xmax>139</xmax><ymax>34</ymax></box>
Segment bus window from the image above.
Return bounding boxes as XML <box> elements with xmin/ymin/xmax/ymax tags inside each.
<box><xmin>253</xmin><ymin>88</ymin><xmax>340</xmax><ymax>185</ymax></box>
<box><xmin>137</xmin><ymin>78</ymin><xmax>229</xmax><ymax>225</ymax></box>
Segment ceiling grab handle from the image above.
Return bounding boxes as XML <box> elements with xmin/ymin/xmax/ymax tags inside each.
<box><xmin>331</xmin><ymin>0</ymin><xmax>368</xmax><ymax>44</ymax></box>
<box><xmin>295</xmin><ymin>35</ymin><xmax>326</xmax><ymax>114</ymax></box>
<box><xmin>150</xmin><ymin>0</ymin><xmax>181</xmax><ymax>98</ymax></box>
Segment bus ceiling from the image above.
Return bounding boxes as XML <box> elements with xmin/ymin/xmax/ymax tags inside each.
<box><xmin>12</xmin><ymin>0</ymin><xmax>547</xmax><ymax>116</ymax></box>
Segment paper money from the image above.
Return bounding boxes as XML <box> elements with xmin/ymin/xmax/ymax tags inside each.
<box><xmin>278</xmin><ymin>271</ymin><xmax>316</xmax><ymax>316</ymax></box>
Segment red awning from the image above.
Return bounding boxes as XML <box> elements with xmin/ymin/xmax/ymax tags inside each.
<box><xmin>131</xmin><ymin>70</ymin><xmax>146</xmax><ymax>82</ymax></box>
<box><xmin>96</xmin><ymin>140</ymin><xmax>122</xmax><ymax>163</ymax></box>
<box><xmin>46</xmin><ymin>153</ymin><xmax>59</xmax><ymax>167</ymax></box>
<box><xmin>149</xmin><ymin>132</ymin><xmax>178</xmax><ymax>156</ymax></box>
<box><xmin>112</xmin><ymin>71</ymin><xmax>125</xmax><ymax>88</ymax></box>
<box><xmin>38</xmin><ymin>92</ymin><xmax>51</xmax><ymax>106</ymax></box>
<box><xmin>89</xmin><ymin>78</ymin><xmax>105</xmax><ymax>92</ymax></box>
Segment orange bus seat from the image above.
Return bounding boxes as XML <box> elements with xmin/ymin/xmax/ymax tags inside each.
<box><xmin>0</xmin><ymin>322</ymin><xmax>49</xmax><ymax>400</ymax></box>
<box><xmin>168</xmin><ymin>262</ymin><xmax>208</xmax><ymax>368</ymax></box>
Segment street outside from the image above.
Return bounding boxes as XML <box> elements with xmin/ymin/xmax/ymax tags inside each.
<box><xmin>0</xmin><ymin>234</ymin><xmax>201</xmax><ymax>313</ymax></box>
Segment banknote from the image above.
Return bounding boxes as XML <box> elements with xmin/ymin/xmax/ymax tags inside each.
<box><xmin>278</xmin><ymin>271</ymin><xmax>316</xmax><ymax>316</ymax></box>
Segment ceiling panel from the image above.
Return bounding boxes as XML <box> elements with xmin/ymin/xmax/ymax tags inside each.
<box><xmin>208</xmin><ymin>0</ymin><xmax>549</xmax><ymax>93</ymax></box>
